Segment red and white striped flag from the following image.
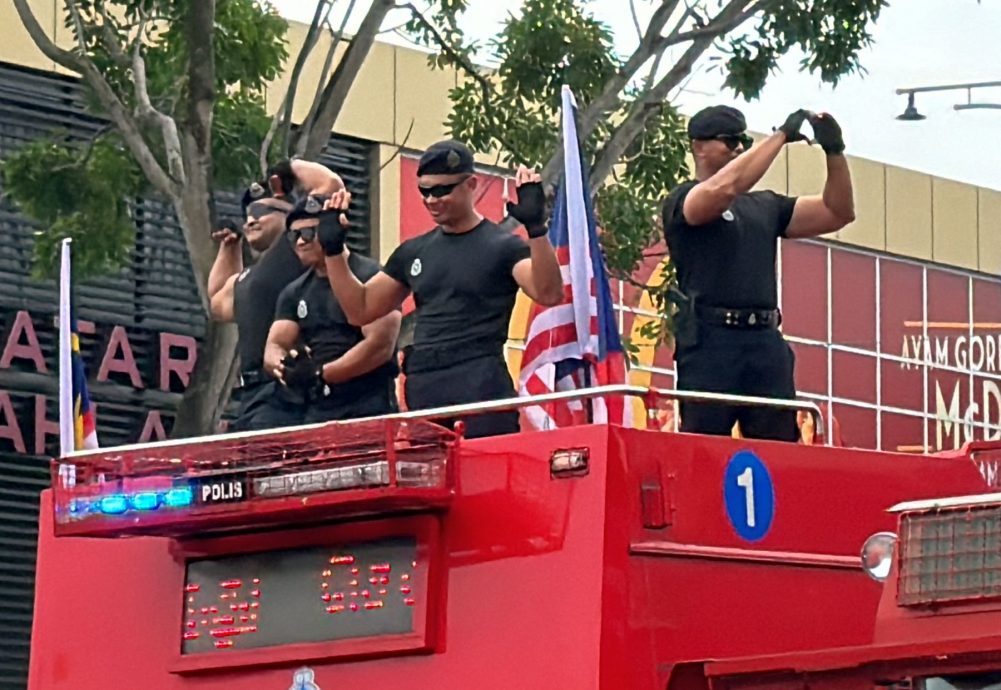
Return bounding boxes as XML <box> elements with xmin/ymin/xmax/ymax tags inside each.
<box><xmin>518</xmin><ymin>86</ymin><xmax>630</xmax><ymax>429</ymax></box>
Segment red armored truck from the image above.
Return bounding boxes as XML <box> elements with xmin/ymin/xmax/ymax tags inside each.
<box><xmin>25</xmin><ymin>387</ymin><xmax>1001</xmax><ymax>689</ymax></box>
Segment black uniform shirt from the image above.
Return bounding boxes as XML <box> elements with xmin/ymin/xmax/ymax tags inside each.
<box><xmin>274</xmin><ymin>253</ymin><xmax>398</xmax><ymax>390</ymax></box>
<box><xmin>233</xmin><ymin>237</ymin><xmax>305</xmax><ymax>373</ymax></box>
<box><xmin>382</xmin><ymin>219</ymin><xmax>531</xmax><ymax>350</ymax></box>
<box><xmin>662</xmin><ymin>181</ymin><xmax>797</xmax><ymax>310</ymax></box>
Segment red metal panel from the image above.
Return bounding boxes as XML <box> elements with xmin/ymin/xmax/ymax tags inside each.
<box><xmin>780</xmin><ymin>241</ymin><xmax>828</xmax><ymax>343</ymax></box>
<box><xmin>832</xmin><ymin>351</ymin><xmax>875</xmax><ymax>403</ymax></box>
<box><xmin>831</xmin><ymin>250</ymin><xmax>876</xmax><ymax>350</ymax></box>
<box><xmin>790</xmin><ymin>342</ymin><xmax>827</xmax><ymax>397</ymax></box>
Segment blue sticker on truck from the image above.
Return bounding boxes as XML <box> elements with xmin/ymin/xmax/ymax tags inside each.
<box><xmin>723</xmin><ymin>450</ymin><xmax>775</xmax><ymax>542</ymax></box>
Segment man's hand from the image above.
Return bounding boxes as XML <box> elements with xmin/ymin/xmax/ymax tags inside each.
<box><xmin>319</xmin><ymin>190</ymin><xmax>351</xmax><ymax>256</ymax></box>
<box><xmin>507</xmin><ymin>165</ymin><xmax>548</xmax><ymax>238</ymax></box>
<box><xmin>212</xmin><ymin>220</ymin><xmax>241</xmax><ymax>248</ymax></box>
<box><xmin>278</xmin><ymin>348</ymin><xmax>322</xmax><ymax>394</ymax></box>
<box><xmin>776</xmin><ymin>109</ymin><xmax>810</xmax><ymax>143</ymax></box>
<box><xmin>808</xmin><ymin>112</ymin><xmax>845</xmax><ymax>155</ymax></box>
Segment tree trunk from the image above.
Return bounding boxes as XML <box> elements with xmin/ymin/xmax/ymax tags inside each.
<box><xmin>171</xmin><ymin>318</ymin><xmax>240</xmax><ymax>438</ymax></box>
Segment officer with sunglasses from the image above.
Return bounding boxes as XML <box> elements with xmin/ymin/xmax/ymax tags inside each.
<box><xmin>208</xmin><ymin>159</ymin><xmax>344</xmax><ymax>431</ymax></box>
<box><xmin>662</xmin><ymin>105</ymin><xmax>855</xmax><ymax>441</ymax></box>
<box><xmin>317</xmin><ymin>139</ymin><xmax>564</xmax><ymax>438</ymax></box>
<box><xmin>262</xmin><ymin>196</ymin><xmax>400</xmax><ymax>423</ymax></box>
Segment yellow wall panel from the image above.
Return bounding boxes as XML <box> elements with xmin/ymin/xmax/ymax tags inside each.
<box><xmin>932</xmin><ymin>177</ymin><xmax>978</xmax><ymax>270</ymax></box>
<box><xmin>836</xmin><ymin>158</ymin><xmax>885</xmax><ymax>251</ymax></box>
<box><xmin>1</xmin><ymin>0</ymin><xmax>58</xmax><ymax>71</ymax></box>
<box><xmin>979</xmin><ymin>189</ymin><xmax>1001</xmax><ymax>274</ymax></box>
<box><xmin>395</xmin><ymin>48</ymin><xmax>457</xmax><ymax>147</ymax></box>
<box><xmin>754</xmin><ymin>145</ymin><xmax>788</xmax><ymax>194</ymax></box>
<box><xmin>376</xmin><ymin>145</ymin><xmax>401</xmax><ymax>260</ymax></box>
<box><xmin>786</xmin><ymin>144</ymin><xmax>826</xmax><ymax>197</ymax></box>
<box><xmin>885</xmin><ymin>166</ymin><xmax>932</xmax><ymax>260</ymax></box>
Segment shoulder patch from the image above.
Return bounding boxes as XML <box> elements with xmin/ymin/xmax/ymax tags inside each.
<box><xmin>410</xmin><ymin>258</ymin><xmax>422</xmax><ymax>277</ymax></box>
<box><xmin>297</xmin><ymin>299</ymin><xmax>308</xmax><ymax>319</ymax></box>
<box><xmin>237</xmin><ymin>268</ymin><xmax>251</xmax><ymax>282</ymax></box>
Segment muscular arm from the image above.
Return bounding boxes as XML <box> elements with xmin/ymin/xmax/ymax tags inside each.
<box><xmin>209</xmin><ymin>273</ymin><xmax>239</xmax><ymax>321</ymax></box>
<box><xmin>321</xmin><ymin>312</ymin><xmax>401</xmax><ymax>385</ymax></box>
<box><xmin>682</xmin><ymin>132</ymin><xmax>789</xmax><ymax>226</ymax></box>
<box><xmin>324</xmin><ymin>256</ymin><xmax>410</xmax><ymax>326</ymax></box>
<box><xmin>785</xmin><ymin>154</ymin><xmax>855</xmax><ymax>238</ymax></box>
<box><xmin>512</xmin><ymin>237</ymin><xmax>563</xmax><ymax>306</ymax></box>
<box><xmin>292</xmin><ymin>159</ymin><xmax>344</xmax><ymax>196</ymax></box>
<box><xmin>208</xmin><ymin>238</ymin><xmax>243</xmax><ymax>321</ymax></box>
<box><xmin>263</xmin><ymin>319</ymin><xmax>300</xmax><ymax>379</ymax></box>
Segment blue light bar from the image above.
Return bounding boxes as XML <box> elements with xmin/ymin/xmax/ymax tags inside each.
<box><xmin>130</xmin><ymin>492</ymin><xmax>161</xmax><ymax>511</ymax></box>
<box><xmin>99</xmin><ymin>494</ymin><xmax>129</xmax><ymax>515</ymax></box>
<box><xmin>163</xmin><ymin>487</ymin><xmax>194</xmax><ymax>508</ymax></box>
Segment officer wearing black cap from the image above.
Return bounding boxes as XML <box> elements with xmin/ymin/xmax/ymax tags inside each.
<box><xmin>316</xmin><ymin>139</ymin><xmax>564</xmax><ymax>438</ymax></box>
<box><xmin>262</xmin><ymin>196</ymin><xmax>400</xmax><ymax>423</ymax></box>
<box><xmin>208</xmin><ymin>159</ymin><xmax>344</xmax><ymax>431</ymax></box>
<box><xmin>663</xmin><ymin>105</ymin><xmax>855</xmax><ymax>441</ymax></box>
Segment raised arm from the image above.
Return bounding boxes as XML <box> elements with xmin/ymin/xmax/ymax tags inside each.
<box><xmin>507</xmin><ymin>166</ymin><xmax>563</xmax><ymax>306</ymax></box>
<box><xmin>683</xmin><ymin>110</ymin><xmax>808</xmax><ymax>226</ymax></box>
<box><xmin>208</xmin><ymin>224</ymin><xmax>243</xmax><ymax>321</ymax></box>
<box><xmin>785</xmin><ymin>114</ymin><xmax>855</xmax><ymax>238</ymax></box>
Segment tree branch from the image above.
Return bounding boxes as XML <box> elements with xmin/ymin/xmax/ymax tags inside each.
<box><xmin>296</xmin><ymin>0</ymin><xmax>359</xmax><ymax>157</ymax></box>
<box><xmin>130</xmin><ymin>12</ymin><xmax>185</xmax><ymax>184</ymax></box>
<box><xmin>96</xmin><ymin>5</ymin><xmax>131</xmax><ymax>68</ymax></box>
<box><xmin>588</xmin><ymin>0</ymin><xmax>755</xmax><ymax>193</ymax></box>
<box><xmin>13</xmin><ymin>0</ymin><xmax>177</xmax><ymax>197</ymax></box>
<box><xmin>402</xmin><ymin>3</ymin><xmax>524</xmax><ymax>161</ymax></box>
<box><xmin>298</xmin><ymin>0</ymin><xmax>396</xmax><ymax>159</ymax></box>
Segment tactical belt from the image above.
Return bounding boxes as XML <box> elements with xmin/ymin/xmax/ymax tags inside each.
<box><xmin>403</xmin><ymin>341</ymin><xmax>504</xmax><ymax>375</ymax></box>
<box><xmin>696</xmin><ymin>305</ymin><xmax>781</xmax><ymax>329</ymax></box>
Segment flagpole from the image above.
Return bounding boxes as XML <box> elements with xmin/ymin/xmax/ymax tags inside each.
<box><xmin>58</xmin><ymin>239</ymin><xmax>74</xmax><ymax>457</ymax></box>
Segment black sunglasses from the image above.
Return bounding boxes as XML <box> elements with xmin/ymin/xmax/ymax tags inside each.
<box><xmin>247</xmin><ymin>200</ymin><xmax>289</xmax><ymax>220</ymax></box>
<box><xmin>287</xmin><ymin>226</ymin><xmax>318</xmax><ymax>244</ymax></box>
<box><xmin>710</xmin><ymin>133</ymin><xmax>754</xmax><ymax>151</ymax></box>
<box><xmin>417</xmin><ymin>176</ymin><xmax>470</xmax><ymax>199</ymax></box>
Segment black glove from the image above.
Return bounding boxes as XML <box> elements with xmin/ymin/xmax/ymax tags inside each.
<box><xmin>316</xmin><ymin>211</ymin><xmax>347</xmax><ymax>256</ymax></box>
<box><xmin>809</xmin><ymin>112</ymin><xmax>845</xmax><ymax>154</ymax></box>
<box><xmin>507</xmin><ymin>181</ymin><xmax>548</xmax><ymax>238</ymax></box>
<box><xmin>281</xmin><ymin>350</ymin><xmax>323</xmax><ymax>395</ymax></box>
<box><xmin>776</xmin><ymin>109</ymin><xmax>810</xmax><ymax>143</ymax></box>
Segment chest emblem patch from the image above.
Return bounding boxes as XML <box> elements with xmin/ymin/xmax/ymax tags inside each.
<box><xmin>297</xmin><ymin>300</ymin><xmax>308</xmax><ymax>319</ymax></box>
<box><xmin>237</xmin><ymin>268</ymin><xmax>251</xmax><ymax>282</ymax></box>
<box><xmin>722</xmin><ymin>209</ymin><xmax>735</xmax><ymax>222</ymax></box>
<box><xmin>410</xmin><ymin>258</ymin><xmax>422</xmax><ymax>277</ymax></box>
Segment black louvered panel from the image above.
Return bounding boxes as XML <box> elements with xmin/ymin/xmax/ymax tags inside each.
<box><xmin>0</xmin><ymin>60</ymin><xmax>375</xmax><ymax>689</ymax></box>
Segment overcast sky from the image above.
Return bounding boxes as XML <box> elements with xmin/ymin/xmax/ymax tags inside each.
<box><xmin>273</xmin><ymin>0</ymin><xmax>1001</xmax><ymax>191</ymax></box>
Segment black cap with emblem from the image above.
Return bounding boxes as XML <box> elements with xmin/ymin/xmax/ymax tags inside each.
<box><xmin>687</xmin><ymin>105</ymin><xmax>747</xmax><ymax>140</ymax></box>
<box><xmin>285</xmin><ymin>194</ymin><xmax>331</xmax><ymax>229</ymax></box>
<box><xmin>416</xmin><ymin>140</ymin><xmax>475</xmax><ymax>176</ymax></box>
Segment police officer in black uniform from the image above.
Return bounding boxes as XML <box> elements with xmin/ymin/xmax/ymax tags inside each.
<box><xmin>316</xmin><ymin>140</ymin><xmax>564</xmax><ymax>438</ymax></box>
<box><xmin>208</xmin><ymin>160</ymin><xmax>343</xmax><ymax>431</ymax></box>
<box><xmin>662</xmin><ymin>105</ymin><xmax>855</xmax><ymax>441</ymax></box>
<box><xmin>262</xmin><ymin>197</ymin><xmax>401</xmax><ymax>423</ymax></box>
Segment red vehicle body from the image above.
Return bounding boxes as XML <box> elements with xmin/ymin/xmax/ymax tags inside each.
<box><xmin>25</xmin><ymin>393</ymin><xmax>1000</xmax><ymax>690</ymax></box>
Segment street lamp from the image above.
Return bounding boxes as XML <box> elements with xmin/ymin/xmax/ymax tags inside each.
<box><xmin>896</xmin><ymin>80</ymin><xmax>1001</xmax><ymax>120</ymax></box>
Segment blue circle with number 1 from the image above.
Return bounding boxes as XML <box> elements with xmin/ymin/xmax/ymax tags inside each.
<box><xmin>723</xmin><ymin>450</ymin><xmax>775</xmax><ymax>542</ymax></box>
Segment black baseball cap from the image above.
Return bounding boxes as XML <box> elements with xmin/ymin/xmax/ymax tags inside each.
<box><xmin>687</xmin><ymin>105</ymin><xmax>747</xmax><ymax>140</ymax></box>
<box><xmin>241</xmin><ymin>159</ymin><xmax>298</xmax><ymax>214</ymax></box>
<box><xmin>285</xmin><ymin>195</ymin><xmax>330</xmax><ymax>229</ymax></box>
<box><xmin>417</xmin><ymin>140</ymin><xmax>475</xmax><ymax>176</ymax></box>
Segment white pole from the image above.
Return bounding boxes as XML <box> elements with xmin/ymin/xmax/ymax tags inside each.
<box><xmin>58</xmin><ymin>238</ymin><xmax>74</xmax><ymax>457</ymax></box>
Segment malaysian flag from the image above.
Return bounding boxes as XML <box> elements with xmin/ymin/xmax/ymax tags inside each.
<box><xmin>59</xmin><ymin>239</ymin><xmax>98</xmax><ymax>458</ymax></box>
<box><xmin>518</xmin><ymin>86</ymin><xmax>630</xmax><ymax>429</ymax></box>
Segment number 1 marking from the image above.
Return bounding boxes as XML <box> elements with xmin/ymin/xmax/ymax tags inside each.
<box><xmin>737</xmin><ymin>467</ymin><xmax>755</xmax><ymax>528</ymax></box>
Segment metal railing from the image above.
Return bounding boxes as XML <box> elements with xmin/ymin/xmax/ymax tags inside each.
<box><xmin>63</xmin><ymin>385</ymin><xmax>828</xmax><ymax>458</ymax></box>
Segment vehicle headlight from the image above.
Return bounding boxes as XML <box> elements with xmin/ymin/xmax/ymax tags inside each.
<box><xmin>861</xmin><ymin>531</ymin><xmax>897</xmax><ymax>582</ymax></box>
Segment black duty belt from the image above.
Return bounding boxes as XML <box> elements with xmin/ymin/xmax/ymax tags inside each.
<box><xmin>696</xmin><ymin>305</ymin><xmax>781</xmax><ymax>329</ymax></box>
<box><xmin>403</xmin><ymin>341</ymin><xmax>503</xmax><ymax>375</ymax></box>
<box><xmin>237</xmin><ymin>369</ymin><xmax>270</xmax><ymax>388</ymax></box>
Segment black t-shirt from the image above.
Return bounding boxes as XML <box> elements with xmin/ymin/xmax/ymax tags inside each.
<box><xmin>274</xmin><ymin>253</ymin><xmax>398</xmax><ymax>389</ymax></box>
<box><xmin>662</xmin><ymin>181</ymin><xmax>797</xmax><ymax>310</ymax></box>
<box><xmin>382</xmin><ymin>219</ymin><xmax>531</xmax><ymax>350</ymax></box>
<box><xmin>233</xmin><ymin>237</ymin><xmax>305</xmax><ymax>373</ymax></box>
